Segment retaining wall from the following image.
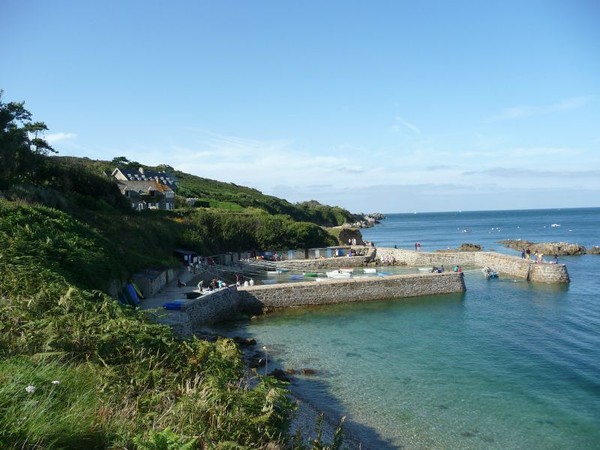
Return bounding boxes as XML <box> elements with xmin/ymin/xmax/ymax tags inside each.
<box><xmin>133</xmin><ymin>268</ymin><xmax>177</xmax><ymax>298</ymax></box>
<box><xmin>270</xmin><ymin>255</ymin><xmax>372</xmax><ymax>271</ymax></box>
<box><xmin>237</xmin><ymin>272</ymin><xmax>466</xmax><ymax>314</ymax></box>
<box><xmin>375</xmin><ymin>248</ymin><xmax>569</xmax><ymax>283</ymax></box>
<box><xmin>183</xmin><ymin>286</ymin><xmax>240</xmax><ymax>325</ymax></box>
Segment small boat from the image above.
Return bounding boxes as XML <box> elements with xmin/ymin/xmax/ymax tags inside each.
<box><xmin>482</xmin><ymin>267</ymin><xmax>498</xmax><ymax>279</ymax></box>
<box><xmin>303</xmin><ymin>272</ymin><xmax>319</xmax><ymax>277</ymax></box>
<box><xmin>289</xmin><ymin>274</ymin><xmax>304</xmax><ymax>281</ymax></box>
<box><xmin>363</xmin><ymin>268</ymin><xmax>377</xmax><ymax>274</ymax></box>
<box><xmin>326</xmin><ymin>270</ymin><xmax>352</xmax><ymax>278</ymax></box>
<box><xmin>340</xmin><ymin>267</ymin><xmax>354</xmax><ymax>273</ymax></box>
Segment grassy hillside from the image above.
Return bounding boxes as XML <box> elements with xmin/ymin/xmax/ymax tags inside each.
<box><xmin>0</xmin><ymin>154</ymin><xmax>348</xmax><ymax>449</ymax></box>
<box><xmin>56</xmin><ymin>155</ymin><xmax>362</xmax><ymax>227</ymax></box>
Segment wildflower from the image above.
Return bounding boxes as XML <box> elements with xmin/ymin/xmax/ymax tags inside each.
<box><xmin>51</xmin><ymin>380</ymin><xmax>60</xmax><ymax>385</ymax></box>
<box><xmin>25</xmin><ymin>385</ymin><xmax>36</xmax><ymax>394</ymax></box>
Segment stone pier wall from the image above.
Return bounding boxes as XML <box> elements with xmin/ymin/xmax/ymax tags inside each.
<box><xmin>184</xmin><ymin>286</ymin><xmax>240</xmax><ymax>325</ymax></box>
<box><xmin>237</xmin><ymin>272</ymin><xmax>466</xmax><ymax>314</ymax></box>
<box><xmin>272</xmin><ymin>255</ymin><xmax>372</xmax><ymax>271</ymax></box>
<box><xmin>374</xmin><ymin>248</ymin><xmax>569</xmax><ymax>283</ymax></box>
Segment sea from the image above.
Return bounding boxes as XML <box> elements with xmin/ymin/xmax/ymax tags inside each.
<box><xmin>212</xmin><ymin>208</ymin><xmax>600</xmax><ymax>449</ymax></box>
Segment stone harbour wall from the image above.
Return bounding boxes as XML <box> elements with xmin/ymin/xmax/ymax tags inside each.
<box><xmin>237</xmin><ymin>272</ymin><xmax>466</xmax><ymax>313</ymax></box>
<box><xmin>271</xmin><ymin>255</ymin><xmax>372</xmax><ymax>271</ymax></box>
<box><xmin>374</xmin><ymin>248</ymin><xmax>569</xmax><ymax>283</ymax></box>
<box><xmin>184</xmin><ymin>286</ymin><xmax>240</xmax><ymax>325</ymax></box>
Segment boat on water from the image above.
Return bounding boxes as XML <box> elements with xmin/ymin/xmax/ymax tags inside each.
<box><xmin>363</xmin><ymin>268</ymin><xmax>377</xmax><ymax>274</ymax></box>
<box><xmin>266</xmin><ymin>268</ymin><xmax>290</xmax><ymax>275</ymax></box>
<box><xmin>482</xmin><ymin>267</ymin><xmax>498</xmax><ymax>279</ymax></box>
<box><xmin>326</xmin><ymin>270</ymin><xmax>352</xmax><ymax>278</ymax></box>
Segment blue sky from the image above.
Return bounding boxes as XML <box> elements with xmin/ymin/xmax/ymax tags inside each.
<box><xmin>2</xmin><ymin>0</ymin><xmax>599</xmax><ymax>213</ymax></box>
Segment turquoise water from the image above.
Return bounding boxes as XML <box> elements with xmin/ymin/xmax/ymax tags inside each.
<box><xmin>214</xmin><ymin>208</ymin><xmax>600</xmax><ymax>449</ymax></box>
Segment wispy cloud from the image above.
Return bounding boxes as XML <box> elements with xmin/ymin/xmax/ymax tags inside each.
<box><xmin>46</xmin><ymin>132</ymin><xmax>77</xmax><ymax>144</ymax></box>
<box><xmin>392</xmin><ymin>116</ymin><xmax>421</xmax><ymax>134</ymax></box>
<box><xmin>462</xmin><ymin>167</ymin><xmax>598</xmax><ymax>178</ymax></box>
<box><xmin>492</xmin><ymin>96</ymin><xmax>590</xmax><ymax>120</ymax></box>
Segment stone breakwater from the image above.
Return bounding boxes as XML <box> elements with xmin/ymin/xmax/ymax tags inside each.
<box><xmin>144</xmin><ymin>246</ymin><xmax>568</xmax><ymax>329</ymax></box>
<box><xmin>237</xmin><ymin>272</ymin><xmax>466</xmax><ymax>315</ymax></box>
<box><xmin>375</xmin><ymin>248</ymin><xmax>570</xmax><ymax>283</ymax></box>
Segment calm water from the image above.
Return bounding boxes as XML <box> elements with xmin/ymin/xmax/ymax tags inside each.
<box><xmin>214</xmin><ymin>208</ymin><xmax>600</xmax><ymax>449</ymax></box>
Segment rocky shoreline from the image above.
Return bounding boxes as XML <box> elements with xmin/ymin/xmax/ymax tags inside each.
<box><xmin>498</xmin><ymin>240</ymin><xmax>599</xmax><ymax>256</ymax></box>
<box><xmin>235</xmin><ymin>335</ymin><xmax>367</xmax><ymax>449</ymax></box>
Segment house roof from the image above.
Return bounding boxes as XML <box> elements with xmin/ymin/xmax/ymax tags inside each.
<box><xmin>112</xmin><ymin>167</ymin><xmax>178</xmax><ymax>188</ymax></box>
<box><xmin>116</xmin><ymin>179</ymin><xmax>173</xmax><ymax>194</ymax></box>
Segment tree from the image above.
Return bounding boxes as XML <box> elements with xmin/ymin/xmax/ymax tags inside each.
<box><xmin>0</xmin><ymin>90</ymin><xmax>56</xmax><ymax>190</ymax></box>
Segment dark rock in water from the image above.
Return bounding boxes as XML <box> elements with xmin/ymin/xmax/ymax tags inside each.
<box><xmin>436</xmin><ymin>243</ymin><xmax>482</xmax><ymax>252</ymax></box>
<box><xmin>458</xmin><ymin>243</ymin><xmax>482</xmax><ymax>251</ymax></box>
<box><xmin>499</xmin><ymin>240</ymin><xmax>587</xmax><ymax>256</ymax></box>
<box><xmin>233</xmin><ymin>336</ymin><xmax>256</xmax><ymax>347</ymax></box>
<box><xmin>301</xmin><ymin>368</ymin><xmax>317</xmax><ymax>376</ymax></box>
<box><xmin>588</xmin><ymin>246</ymin><xmax>600</xmax><ymax>255</ymax></box>
<box><xmin>248</xmin><ymin>351</ymin><xmax>266</xmax><ymax>368</ymax></box>
<box><xmin>269</xmin><ymin>368</ymin><xmax>291</xmax><ymax>382</ymax></box>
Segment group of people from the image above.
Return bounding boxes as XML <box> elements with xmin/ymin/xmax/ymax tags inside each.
<box><xmin>521</xmin><ymin>249</ymin><xmax>559</xmax><ymax>264</ymax></box>
<box><xmin>235</xmin><ymin>273</ymin><xmax>254</xmax><ymax>287</ymax></box>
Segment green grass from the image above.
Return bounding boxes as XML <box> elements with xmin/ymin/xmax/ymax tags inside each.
<box><xmin>0</xmin><ymin>154</ymin><xmax>353</xmax><ymax>449</ymax></box>
<box><xmin>0</xmin><ymin>357</ymin><xmax>110</xmax><ymax>449</ymax></box>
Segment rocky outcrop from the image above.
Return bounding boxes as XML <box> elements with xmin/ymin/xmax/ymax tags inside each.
<box><xmin>435</xmin><ymin>243</ymin><xmax>482</xmax><ymax>253</ymax></box>
<box><xmin>588</xmin><ymin>246</ymin><xmax>600</xmax><ymax>255</ymax></box>
<box><xmin>338</xmin><ymin>228</ymin><xmax>365</xmax><ymax>246</ymax></box>
<box><xmin>498</xmin><ymin>240</ymin><xmax>587</xmax><ymax>256</ymax></box>
<box><xmin>457</xmin><ymin>243</ymin><xmax>482</xmax><ymax>252</ymax></box>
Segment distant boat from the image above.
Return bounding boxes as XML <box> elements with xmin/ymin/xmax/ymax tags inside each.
<box><xmin>363</xmin><ymin>268</ymin><xmax>377</xmax><ymax>273</ymax></box>
<box><xmin>551</xmin><ymin>223</ymin><xmax>561</xmax><ymax>227</ymax></box>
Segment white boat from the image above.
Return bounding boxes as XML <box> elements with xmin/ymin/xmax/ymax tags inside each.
<box><xmin>340</xmin><ymin>267</ymin><xmax>354</xmax><ymax>273</ymax></box>
<box><xmin>363</xmin><ymin>268</ymin><xmax>377</xmax><ymax>274</ymax></box>
<box><xmin>326</xmin><ymin>270</ymin><xmax>352</xmax><ymax>278</ymax></box>
<box><xmin>482</xmin><ymin>267</ymin><xmax>498</xmax><ymax>279</ymax></box>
